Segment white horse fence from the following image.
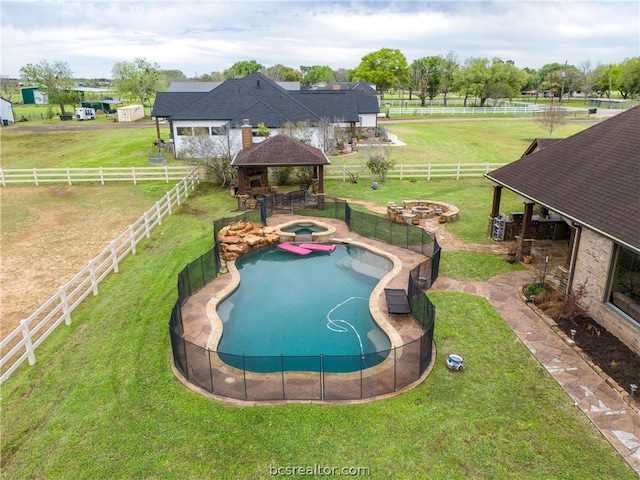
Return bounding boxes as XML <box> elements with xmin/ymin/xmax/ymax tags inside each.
<box><xmin>324</xmin><ymin>162</ymin><xmax>507</xmax><ymax>181</ymax></box>
<box><xmin>0</xmin><ymin>165</ymin><xmax>195</xmax><ymax>186</ymax></box>
<box><xmin>0</xmin><ymin>168</ymin><xmax>200</xmax><ymax>384</ymax></box>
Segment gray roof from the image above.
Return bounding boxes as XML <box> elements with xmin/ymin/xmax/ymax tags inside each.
<box><xmin>154</xmin><ymin>73</ymin><xmax>378</xmax><ymax>127</ymax></box>
<box><xmin>166</xmin><ymin>82</ymin><xmax>221</xmax><ymax>92</ymax></box>
<box><xmin>486</xmin><ymin>106</ymin><xmax>640</xmax><ymax>250</ymax></box>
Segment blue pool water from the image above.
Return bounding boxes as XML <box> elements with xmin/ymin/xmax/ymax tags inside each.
<box><xmin>217</xmin><ymin>244</ymin><xmax>393</xmax><ymax>373</ymax></box>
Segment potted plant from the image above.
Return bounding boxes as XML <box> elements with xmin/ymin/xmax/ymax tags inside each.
<box><xmin>505</xmin><ymin>245</ymin><xmax>518</xmax><ymax>263</ymax></box>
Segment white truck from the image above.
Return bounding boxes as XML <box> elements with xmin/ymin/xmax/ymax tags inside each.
<box><xmin>75</xmin><ymin>107</ymin><xmax>96</xmax><ymax>120</ymax></box>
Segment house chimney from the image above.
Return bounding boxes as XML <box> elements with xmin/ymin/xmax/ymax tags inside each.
<box><xmin>241</xmin><ymin>119</ymin><xmax>253</xmax><ymax>149</ymax></box>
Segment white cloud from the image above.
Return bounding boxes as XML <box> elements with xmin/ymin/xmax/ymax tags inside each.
<box><xmin>1</xmin><ymin>0</ymin><xmax>638</xmax><ymax>78</ymax></box>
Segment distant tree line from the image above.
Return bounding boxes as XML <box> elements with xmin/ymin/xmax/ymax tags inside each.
<box><xmin>8</xmin><ymin>49</ymin><xmax>640</xmax><ymax>108</ymax></box>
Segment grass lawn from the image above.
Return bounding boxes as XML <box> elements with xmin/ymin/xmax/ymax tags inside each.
<box><xmin>381</xmin><ymin>118</ymin><xmax>592</xmax><ymax>165</ymax></box>
<box><xmin>1</xmin><ymin>186</ymin><xmax>636</xmax><ymax>478</ymax></box>
<box><xmin>324</xmin><ymin>177</ymin><xmax>523</xmax><ymax>245</ymax></box>
<box><xmin>1</xmin><ymin>116</ymin><xmax>636</xmax><ymax>478</ymax></box>
<box><xmin>439</xmin><ymin>251</ymin><xmax>526</xmax><ymax>281</ymax></box>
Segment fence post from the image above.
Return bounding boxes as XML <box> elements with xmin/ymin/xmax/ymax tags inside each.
<box><xmin>165</xmin><ymin>165</ymin><xmax>169</xmax><ymax>183</ymax></box>
<box><xmin>176</xmin><ymin>185</ymin><xmax>181</xmax><ymax>206</ymax></box>
<box><xmin>128</xmin><ymin>225</ymin><xmax>137</xmax><ymax>255</ymax></box>
<box><xmin>99</xmin><ymin>167</ymin><xmax>105</xmax><ymax>185</ymax></box>
<box><xmin>399</xmin><ymin>163</ymin><xmax>404</xmax><ymax>181</ymax></box>
<box><xmin>320</xmin><ymin>354</ymin><xmax>325</xmax><ymax>400</ymax></box>
<box><xmin>66</xmin><ymin>167</ymin><xmax>72</xmax><ymax>186</ymax></box>
<box><xmin>156</xmin><ymin>201</ymin><xmax>162</xmax><ymax>225</ymax></box>
<box><xmin>20</xmin><ymin>319</ymin><xmax>36</xmax><ymax>366</ymax></box>
<box><xmin>427</xmin><ymin>163</ymin><xmax>432</xmax><ymax>181</ymax></box>
<box><xmin>132</xmin><ymin>166</ymin><xmax>137</xmax><ymax>185</ymax></box>
<box><xmin>144</xmin><ymin>211</ymin><xmax>151</xmax><ymax>238</ymax></box>
<box><xmin>110</xmin><ymin>241</ymin><xmax>119</xmax><ymax>273</ymax></box>
<box><xmin>58</xmin><ymin>286</ymin><xmax>72</xmax><ymax>325</ymax></box>
<box><xmin>166</xmin><ymin>192</ymin><xmax>172</xmax><ymax>215</ymax></box>
<box><xmin>89</xmin><ymin>260</ymin><xmax>99</xmax><ymax>295</ymax></box>
<box><xmin>281</xmin><ymin>354</ymin><xmax>285</xmax><ymax>400</ymax></box>
<box><xmin>33</xmin><ymin>168</ymin><xmax>39</xmax><ymax>186</ymax></box>
<box><xmin>456</xmin><ymin>163</ymin><xmax>461</xmax><ymax>180</ymax></box>
<box><xmin>0</xmin><ymin>168</ymin><xmax>5</xmax><ymax>187</ymax></box>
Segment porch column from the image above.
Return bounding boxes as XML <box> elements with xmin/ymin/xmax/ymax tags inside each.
<box><xmin>490</xmin><ymin>185</ymin><xmax>502</xmax><ymax>218</ymax></box>
<box><xmin>237</xmin><ymin>168</ymin><xmax>246</xmax><ymax>195</ymax></box>
<box><xmin>521</xmin><ymin>201</ymin><xmax>535</xmax><ymax>240</ymax></box>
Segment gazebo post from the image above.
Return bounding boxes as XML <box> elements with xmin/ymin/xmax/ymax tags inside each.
<box><xmin>318</xmin><ymin>166</ymin><xmax>324</xmax><ymax>194</ymax></box>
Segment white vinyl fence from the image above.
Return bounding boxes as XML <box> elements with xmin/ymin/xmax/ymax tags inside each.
<box><xmin>385</xmin><ymin>105</ymin><xmax>542</xmax><ymax>117</ymax></box>
<box><xmin>0</xmin><ymin>168</ymin><xmax>200</xmax><ymax>384</ymax></box>
<box><xmin>324</xmin><ymin>162</ymin><xmax>507</xmax><ymax>181</ymax></box>
<box><xmin>0</xmin><ymin>165</ymin><xmax>195</xmax><ymax>186</ymax></box>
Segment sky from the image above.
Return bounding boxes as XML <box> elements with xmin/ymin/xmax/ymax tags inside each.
<box><xmin>1</xmin><ymin>0</ymin><xmax>639</xmax><ymax>79</ymax></box>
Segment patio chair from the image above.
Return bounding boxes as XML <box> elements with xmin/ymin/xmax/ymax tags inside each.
<box><xmin>384</xmin><ymin>288</ymin><xmax>411</xmax><ymax>314</ymax></box>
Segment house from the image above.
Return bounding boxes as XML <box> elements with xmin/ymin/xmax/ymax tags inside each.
<box><xmin>152</xmin><ymin>73</ymin><xmax>379</xmax><ymax>157</ymax></box>
<box><xmin>0</xmin><ymin>97</ymin><xmax>15</xmax><ymax>126</ymax></box>
<box><xmin>485</xmin><ymin>106</ymin><xmax>640</xmax><ymax>355</ymax></box>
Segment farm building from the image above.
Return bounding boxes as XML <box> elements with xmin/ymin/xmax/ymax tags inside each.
<box><xmin>20</xmin><ymin>86</ymin><xmax>48</xmax><ymax>105</ymax></box>
<box><xmin>1</xmin><ymin>97</ymin><xmax>15</xmax><ymax>126</ymax></box>
<box><xmin>117</xmin><ymin>105</ymin><xmax>145</xmax><ymax>122</ymax></box>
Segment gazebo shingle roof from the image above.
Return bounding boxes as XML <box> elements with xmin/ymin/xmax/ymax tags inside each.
<box><xmin>486</xmin><ymin>106</ymin><xmax>640</xmax><ymax>250</ymax></box>
<box><xmin>231</xmin><ymin>135</ymin><xmax>330</xmax><ymax>167</ymax></box>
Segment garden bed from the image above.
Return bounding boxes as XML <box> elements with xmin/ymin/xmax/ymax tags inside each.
<box><xmin>531</xmin><ymin>289</ymin><xmax>640</xmax><ymax>406</ymax></box>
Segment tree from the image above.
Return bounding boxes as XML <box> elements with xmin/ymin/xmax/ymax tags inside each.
<box><xmin>351</xmin><ymin>48</ymin><xmax>409</xmax><ymax>97</ymax></box>
<box><xmin>223</xmin><ymin>60</ymin><xmax>263</xmax><ymax>79</ymax></box>
<box><xmin>178</xmin><ymin>128</ymin><xmax>235</xmax><ymax>186</ymax></box>
<box><xmin>19</xmin><ymin>59</ymin><xmax>77</xmax><ymax>114</ymax></box>
<box><xmin>300</xmin><ymin>65</ymin><xmax>335</xmax><ymax>85</ymax></box>
<box><xmin>439</xmin><ymin>51</ymin><xmax>459</xmax><ymax>106</ymax></box>
<box><xmin>159</xmin><ymin>69</ymin><xmax>187</xmax><ymax>90</ymax></box>
<box><xmin>618</xmin><ymin>57</ymin><xmax>640</xmax><ymax>99</ymax></box>
<box><xmin>485</xmin><ymin>58</ymin><xmax>528</xmax><ymax>104</ymax></box>
<box><xmin>333</xmin><ymin>68</ymin><xmax>351</xmax><ymax>82</ymax></box>
<box><xmin>537</xmin><ymin>103</ymin><xmax>567</xmax><ymax>136</ymax></box>
<box><xmin>262</xmin><ymin>64</ymin><xmax>302</xmax><ymax>82</ymax></box>
<box><xmin>459</xmin><ymin>57</ymin><xmax>490</xmax><ymax>106</ymax></box>
<box><xmin>591</xmin><ymin>63</ymin><xmax>621</xmax><ymax>99</ymax></box>
<box><xmin>409</xmin><ymin>56</ymin><xmax>442</xmax><ymax>106</ymax></box>
<box><xmin>577</xmin><ymin>61</ymin><xmax>594</xmax><ymax>102</ymax></box>
<box><xmin>196</xmin><ymin>71</ymin><xmax>225</xmax><ymax>82</ymax></box>
<box><xmin>111</xmin><ymin>58</ymin><xmax>160</xmax><ymax>105</ymax></box>
<box><xmin>365</xmin><ymin>147</ymin><xmax>394</xmax><ymax>182</ymax></box>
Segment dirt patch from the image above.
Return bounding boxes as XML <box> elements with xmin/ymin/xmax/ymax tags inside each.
<box><xmin>533</xmin><ymin>290</ymin><xmax>640</xmax><ymax>405</ymax></box>
<box><xmin>0</xmin><ymin>186</ymin><xmax>158</xmax><ymax>337</ymax></box>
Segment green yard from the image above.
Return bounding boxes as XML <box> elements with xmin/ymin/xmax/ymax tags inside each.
<box><xmin>1</xmin><ymin>116</ymin><xmax>635</xmax><ymax>478</ymax></box>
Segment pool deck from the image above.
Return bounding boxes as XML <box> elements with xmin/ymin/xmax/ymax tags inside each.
<box><xmin>179</xmin><ymin>209</ymin><xmax>640</xmax><ymax>474</ymax></box>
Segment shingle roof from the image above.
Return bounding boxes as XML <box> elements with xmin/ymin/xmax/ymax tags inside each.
<box><xmin>486</xmin><ymin>106</ymin><xmax>640</xmax><ymax>250</ymax></box>
<box><xmin>152</xmin><ymin>92</ymin><xmax>203</xmax><ymax>117</ymax></box>
<box><xmin>153</xmin><ymin>73</ymin><xmax>378</xmax><ymax>126</ymax></box>
<box><xmin>231</xmin><ymin>135</ymin><xmax>330</xmax><ymax>167</ymax></box>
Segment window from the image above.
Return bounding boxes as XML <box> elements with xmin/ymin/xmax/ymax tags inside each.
<box><xmin>176</xmin><ymin>127</ymin><xmax>192</xmax><ymax>136</ymax></box>
<box><xmin>194</xmin><ymin>127</ymin><xmax>209</xmax><ymax>136</ymax></box>
<box><xmin>608</xmin><ymin>245</ymin><xmax>640</xmax><ymax>324</ymax></box>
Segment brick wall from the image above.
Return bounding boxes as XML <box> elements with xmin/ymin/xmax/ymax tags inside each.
<box><xmin>572</xmin><ymin>227</ymin><xmax>640</xmax><ymax>356</ymax></box>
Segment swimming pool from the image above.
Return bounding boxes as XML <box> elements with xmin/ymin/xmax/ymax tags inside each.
<box><xmin>216</xmin><ymin>244</ymin><xmax>393</xmax><ymax>373</ymax></box>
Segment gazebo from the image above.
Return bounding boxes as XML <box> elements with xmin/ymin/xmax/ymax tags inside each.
<box><xmin>231</xmin><ymin>127</ymin><xmax>330</xmax><ymax>208</ymax></box>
